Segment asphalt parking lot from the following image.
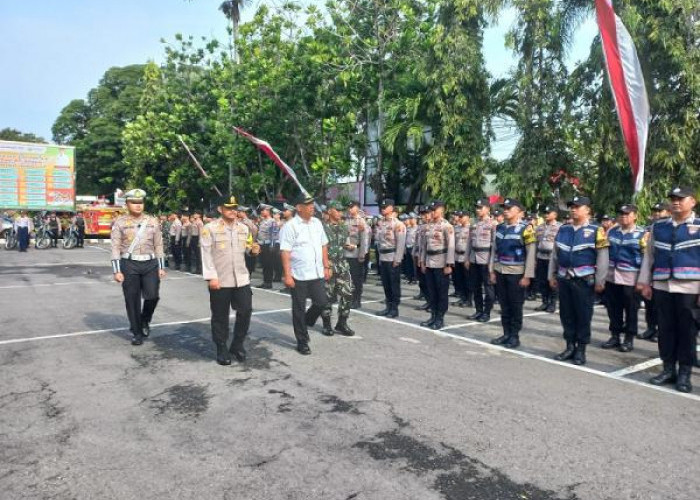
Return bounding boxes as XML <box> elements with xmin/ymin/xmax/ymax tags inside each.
<box><xmin>1</xmin><ymin>245</ymin><xmax>698</xmax><ymax>500</ymax></box>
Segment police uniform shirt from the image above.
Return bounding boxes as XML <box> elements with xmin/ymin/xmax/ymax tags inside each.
<box><xmin>344</xmin><ymin>215</ymin><xmax>369</xmax><ymax>258</ymax></box>
<box><xmin>182</xmin><ymin>221</ymin><xmax>191</xmax><ymax>244</ymax></box>
<box><xmin>638</xmin><ymin>212</ymin><xmax>700</xmax><ymax>294</ymax></box>
<box><xmin>547</xmin><ymin>222</ymin><xmax>609</xmax><ymax>286</ymax></box>
<box><xmin>241</xmin><ymin>217</ymin><xmax>258</xmax><ymax>239</ymax></box>
<box><xmin>535</xmin><ymin>221</ymin><xmax>561</xmax><ymax>260</ymax></box>
<box><xmin>467</xmin><ymin>218</ymin><xmax>495</xmax><ymax>265</ymax></box>
<box><xmin>110</xmin><ymin>214</ymin><xmax>165</xmax><ymax>269</ymax></box>
<box><xmin>419</xmin><ymin>218</ymin><xmax>455</xmax><ymax>268</ymax></box>
<box><xmin>190</xmin><ymin>219</ymin><xmax>203</xmax><ymax>237</ymax></box>
<box><xmin>374</xmin><ymin>215</ymin><xmax>407</xmax><ymax>263</ymax></box>
<box><xmin>200</xmin><ymin>218</ymin><xmax>252</xmax><ymax>288</ymax></box>
<box><xmin>454</xmin><ymin>224</ymin><xmax>470</xmax><ymax>263</ymax></box>
<box><xmin>413</xmin><ymin>222</ymin><xmax>427</xmax><ymax>258</ymax></box>
<box><xmin>405</xmin><ymin>224</ymin><xmax>417</xmax><ymax>250</ymax></box>
<box><xmin>606</xmin><ymin>225</ymin><xmax>647</xmax><ymax>286</ymax></box>
<box><xmin>488</xmin><ymin>222</ymin><xmax>536</xmax><ymax>277</ymax></box>
<box><xmin>257</xmin><ymin>217</ymin><xmax>275</xmax><ymax>244</ymax></box>
<box><xmin>169</xmin><ymin>218</ymin><xmax>182</xmax><ymax>242</ymax></box>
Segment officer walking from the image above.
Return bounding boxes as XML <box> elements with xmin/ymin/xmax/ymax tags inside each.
<box><xmin>374</xmin><ymin>199</ymin><xmax>406</xmax><ymax>318</ymax></box>
<box><xmin>534</xmin><ymin>206</ymin><xmax>561</xmax><ymax>313</ymax></box>
<box><xmin>548</xmin><ymin>195</ymin><xmax>609</xmax><ymax>365</ymax></box>
<box><xmin>467</xmin><ymin>198</ymin><xmax>496</xmax><ymax>322</ymax></box>
<box><xmin>320</xmin><ymin>200</ymin><xmax>355</xmax><ymax>336</ymax></box>
<box><xmin>488</xmin><ymin>199</ymin><xmax>536</xmax><ymax>348</ymax></box>
<box><xmin>110</xmin><ymin>189</ymin><xmax>166</xmax><ymax>346</ymax></box>
<box><xmin>601</xmin><ymin>204</ymin><xmax>646</xmax><ymax>352</ymax></box>
<box><xmin>637</xmin><ymin>187</ymin><xmax>698</xmax><ymax>393</ymax></box>
<box><xmin>201</xmin><ymin>195</ymin><xmax>260</xmax><ymax>365</ymax></box>
<box><xmin>418</xmin><ymin>201</ymin><xmax>455</xmax><ymax>330</ymax></box>
<box><xmin>257</xmin><ymin>204</ymin><xmax>276</xmax><ymax>288</ymax></box>
<box><xmin>344</xmin><ymin>200</ymin><xmax>369</xmax><ymax>309</ymax></box>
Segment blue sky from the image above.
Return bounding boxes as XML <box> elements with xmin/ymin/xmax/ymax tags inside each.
<box><xmin>1</xmin><ymin>0</ymin><xmax>597</xmax><ymax>159</ymax></box>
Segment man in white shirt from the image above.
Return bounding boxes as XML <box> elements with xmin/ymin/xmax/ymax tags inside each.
<box><xmin>279</xmin><ymin>194</ymin><xmax>331</xmax><ymax>355</ymax></box>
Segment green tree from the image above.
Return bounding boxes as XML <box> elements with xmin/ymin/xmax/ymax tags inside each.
<box><xmin>0</xmin><ymin>128</ymin><xmax>46</xmax><ymax>143</ymax></box>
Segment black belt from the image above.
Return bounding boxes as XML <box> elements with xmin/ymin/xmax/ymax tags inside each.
<box><xmin>379</xmin><ymin>248</ymin><xmax>396</xmax><ymax>254</ymax></box>
<box><xmin>473</xmin><ymin>246</ymin><xmax>490</xmax><ymax>251</ymax></box>
<box><xmin>455</xmin><ymin>250</ymin><xmax>466</xmax><ymax>255</ymax></box>
<box><xmin>426</xmin><ymin>249</ymin><xmax>447</xmax><ymax>256</ymax></box>
<box><xmin>538</xmin><ymin>249</ymin><xmax>552</xmax><ymax>255</ymax></box>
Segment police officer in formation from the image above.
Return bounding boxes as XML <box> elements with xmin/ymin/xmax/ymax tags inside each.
<box><xmin>534</xmin><ymin>206</ymin><xmax>561</xmax><ymax>313</ymax></box>
<box><xmin>452</xmin><ymin>210</ymin><xmax>471</xmax><ymax>307</ymax></box>
<box><xmin>467</xmin><ymin>198</ymin><xmax>496</xmax><ymax>322</ymax></box>
<box><xmin>181</xmin><ymin>213</ymin><xmax>192</xmax><ymax>271</ymax></box>
<box><xmin>417</xmin><ymin>201</ymin><xmax>455</xmax><ymax>330</ymax></box>
<box><xmin>601</xmin><ymin>204</ymin><xmax>646</xmax><ymax>353</ymax></box>
<box><xmin>638</xmin><ymin>202</ymin><xmax>670</xmax><ymax>342</ymax></box>
<box><xmin>413</xmin><ymin>207</ymin><xmax>432</xmax><ymax>309</ymax></box>
<box><xmin>200</xmin><ymin>195</ymin><xmax>260</xmax><ymax>365</ymax></box>
<box><xmin>256</xmin><ymin>203</ymin><xmax>276</xmax><ymax>288</ymax></box>
<box><xmin>374</xmin><ymin>199</ymin><xmax>407</xmax><ymax>318</ymax></box>
<box><xmin>344</xmin><ymin>200</ymin><xmax>369</xmax><ymax>309</ymax></box>
<box><xmin>110</xmin><ymin>189</ymin><xmax>166</xmax><ymax>346</ymax></box>
<box><xmin>637</xmin><ymin>187</ymin><xmax>698</xmax><ymax>393</ymax></box>
<box><xmin>403</xmin><ymin>212</ymin><xmax>418</xmax><ymax>284</ymax></box>
<box><xmin>189</xmin><ymin>212</ymin><xmax>204</xmax><ymax>274</ymax></box>
<box><xmin>320</xmin><ymin>200</ymin><xmax>355</xmax><ymax>336</ymax></box>
<box><xmin>548</xmin><ymin>195</ymin><xmax>609</xmax><ymax>365</ymax></box>
<box><xmin>168</xmin><ymin>213</ymin><xmax>183</xmax><ymax>270</ymax></box>
<box><xmin>488</xmin><ymin>198</ymin><xmax>536</xmax><ymax>349</ymax></box>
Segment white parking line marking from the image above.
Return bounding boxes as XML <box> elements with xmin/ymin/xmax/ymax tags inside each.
<box><xmin>0</xmin><ymin>275</ymin><xmax>200</xmax><ymax>289</ymax></box>
<box><xmin>0</xmin><ymin>307</ymin><xmax>293</xmax><ymax>346</ymax></box>
<box><xmin>399</xmin><ymin>337</ymin><xmax>421</xmax><ymax>344</ymax></box>
<box><xmin>610</xmin><ymin>357</ymin><xmax>663</xmax><ymax>377</ymax></box>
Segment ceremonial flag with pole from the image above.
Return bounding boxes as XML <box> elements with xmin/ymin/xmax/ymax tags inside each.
<box><xmin>595</xmin><ymin>0</ymin><xmax>651</xmax><ymax>194</ymax></box>
<box><xmin>233</xmin><ymin>127</ymin><xmax>311</xmax><ymax>198</ymax></box>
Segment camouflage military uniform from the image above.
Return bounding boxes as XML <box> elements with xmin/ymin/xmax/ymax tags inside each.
<box><xmin>161</xmin><ymin>218</ymin><xmax>171</xmax><ymax>265</ymax></box>
<box><xmin>321</xmin><ymin>220</ymin><xmax>354</xmax><ymax>334</ymax></box>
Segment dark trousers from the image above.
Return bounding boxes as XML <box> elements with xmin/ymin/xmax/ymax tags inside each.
<box><xmin>557</xmin><ymin>276</ymin><xmax>595</xmax><ymax>344</ymax></box>
<box><xmin>50</xmin><ymin>229</ymin><xmax>59</xmax><ymax>247</ymax></box>
<box><xmin>183</xmin><ymin>239</ymin><xmax>191</xmax><ymax>270</ymax></box>
<box><xmin>209</xmin><ymin>285</ymin><xmax>253</xmax><ymax>347</ymax></box>
<box><xmin>605</xmin><ymin>282</ymin><xmax>639</xmax><ymax>335</ymax></box>
<box><xmin>379</xmin><ymin>261</ymin><xmax>401</xmax><ymax>309</ymax></box>
<box><xmin>495</xmin><ymin>273</ymin><xmax>525</xmax><ymax>337</ymax></box>
<box><xmin>643</xmin><ymin>297</ymin><xmax>657</xmax><ymax>330</ymax></box>
<box><xmin>362</xmin><ymin>252</ymin><xmax>370</xmax><ymax>282</ymax></box>
<box><xmin>654</xmin><ymin>290</ymin><xmax>698</xmax><ymax>367</ymax></box>
<box><xmin>17</xmin><ymin>227</ymin><xmax>29</xmax><ymax>251</ymax></box>
<box><xmin>121</xmin><ymin>259</ymin><xmax>160</xmax><ymax>338</ymax></box>
<box><xmin>245</xmin><ymin>253</ymin><xmax>256</xmax><ymax>274</ymax></box>
<box><xmin>290</xmin><ymin>279</ymin><xmax>328</xmax><ymax>344</ymax></box>
<box><xmin>273</xmin><ymin>244</ymin><xmax>282</xmax><ymax>281</ymax></box>
<box><xmin>425</xmin><ymin>267</ymin><xmax>449</xmax><ymax>315</ymax></box>
<box><xmin>77</xmin><ymin>227</ymin><xmax>85</xmax><ymax>247</ymax></box>
<box><xmin>189</xmin><ymin>236</ymin><xmax>201</xmax><ymax>273</ymax></box>
<box><xmin>170</xmin><ymin>236</ymin><xmax>182</xmax><ymax>269</ymax></box>
<box><xmin>453</xmin><ymin>261</ymin><xmax>468</xmax><ymax>299</ymax></box>
<box><xmin>402</xmin><ymin>250</ymin><xmax>415</xmax><ymax>281</ymax></box>
<box><xmin>471</xmin><ymin>263</ymin><xmax>494</xmax><ymax>314</ymax></box>
<box><xmin>260</xmin><ymin>244</ymin><xmax>274</xmax><ymax>285</ymax></box>
<box><xmin>348</xmin><ymin>257</ymin><xmax>364</xmax><ymax>304</ymax></box>
<box><xmin>535</xmin><ymin>258</ymin><xmax>556</xmax><ymax>304</ymax></box>
<box><xmin>417</xmin><ymin>259</ymin><xmax>428</xmax><ymax>298</ymax></box>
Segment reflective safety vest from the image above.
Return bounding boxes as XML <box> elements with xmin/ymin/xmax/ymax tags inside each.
<box><xmin>495</xmin><ymin>222</ymin><xmax>532</xmax><ymax>266</ymax></box>
<box><xmin>555</xmin><ymin>223</ymin><xmax>605</xmax><ymax>277</ymax></box>
<box><xmin>608</xmin><ymin>226</ymin><xmax>645</xmax><ymax>272</ymax></box>
<box><xmin>651</xmin><ymin>217</ymin><xmax>700</xmax><ymax>280</ymax></box>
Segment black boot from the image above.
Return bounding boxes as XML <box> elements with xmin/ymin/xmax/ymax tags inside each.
<box><xmin>639</xmin><ymin>327</ymin><xmax>657</xmax><ymax>341</ymax></box>
<box><xmin>386</xmin><ymin>305</ymin><xmax>399</xmax><ymax>318</ymax></box>
<box><xmin>467</xmin><ymin>311</ymin><xmax>482</xmax><ymax>320</ymax></box>
<box><xmin>131</xmin><ymin>334</ymin><xmax>144</xmax><ymax>346</ymax></box>
<box><xmin>618</xmin><ymin>333</ymin><xmax>634</xmax><ymax>353</ymax></box>
<box><xmin>491</xmin><ymin>334</ymin><xmax>509</xmax><ymax>345</ymax></box>
<box><xmin>676</xmin><ymin>365</ymin><xmax>693</xmax><ymax>393</ymax></box>
<box><xmin>376</xmin><ymin>307</ymin><xmax>391</xmax><ymax>316</ymax></box>
<box><xmin>321</xmin><ymin>316</ymin><xmax>334</xmax><ymax>336</ymax></box>
<box><xmin>141</xmin><ymin>322</ymin><xmax>151</xmax><ymax>338</ymax></box>
<box><xmin>334</xmin><ymin>317</ymin><xmax>355</xmax><ymax>336</ymax></box>
<box><xmin>555</xmin><ymin>342</ymin><xmax>576</xmax><ymax>361</ymax></box>
<box><xmin>216</xmin><ymin>343</ymin><xmax>231</xmax><ymax>365</ymax></box>
<box><xmin>229</xmin><ymin>340</ymin><xmax>247</xmax><ymax>362</ymax></box>
<box><xmin>420</xmin><ymin>313</ymin><xmax>436</xmax><ymax>327</ymax></box>
<box><xmin>503</xmin><ymin>335</ymin><xmax>520</xmax><ymax>349</ymax></box>
<box><xmin>573</xmin><ymin>344</ymin><xmax>587</xmax><ymax>365</ymax></box>
<box><xmin>601</xmin><ymin>334</ymin><xmax>620</xmax><ymax>349</ymax></box>
<box><xmin>649</xmin><ymin>362</ymin><xmax>677</xmax><ymax>385</ymax></box>
<box><xmin>545</xmin><ymin>299</ymin><xmax>556</xmax><ymax>313</ymax></box>
<box><xmin>431</xmin><ymin>314</ymin><xmax>444</xmax><ymax>330</ymax></box>
<box><xmin>477</xmin><ymin>312</ymin><xmax>490</xmax><ymax>323</ymax></box>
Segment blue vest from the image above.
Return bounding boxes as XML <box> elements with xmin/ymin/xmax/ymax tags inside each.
<box><xmin>495</xmin><ymin>222</ymin><xmax>526</xmax><ymax>266</ymax></box>
<box><xmin>555</xmin><ymin>223</ymin><xmax>598</xmax><ymax>277</ymax></box>
<box><xmin>651</xmin><ymin>217</ymin><xmax>700</xmax><ymax>280</ymax></box>
<box><xmin>608</xmin><ymin>226</ymin><xmax>645</xmax><ymax>272</ymax></box>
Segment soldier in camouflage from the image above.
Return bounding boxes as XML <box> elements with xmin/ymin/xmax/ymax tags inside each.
<box><xmin>320</xmin><ymin>200</ymin><xmax>355</xmax><ymax>336</ymax></box>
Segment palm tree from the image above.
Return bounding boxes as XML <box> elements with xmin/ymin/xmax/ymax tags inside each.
<box><xmin>219</xmin><ymin>0</ymin><xmax>250</xmax><ymax>63</ymax></box>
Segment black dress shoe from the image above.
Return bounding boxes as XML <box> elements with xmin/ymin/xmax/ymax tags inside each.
<box><xmin>676</xmin><ymin>366</ymin><xmax>693</xmax><ymax>393</ymax></box>
<box><xmin>545</xmin><ymin>303</ymin><xmax>556</xmax><ymax>313</ymax></box>
<box><xmin>491</xmin><ymin>335</ymin><xmax>509</xmax><ymax>345</ymax></box>
<box><xmin>431</xmin><ymin>316</ymin><xmax>444</xmax><ymax>330</ymax></box>
<box><xmin>555</xmin><ymin>342</ymin><xmax>576</xmax><ymax>361</ymax></box>
<box><xmin>420</xmin><ymin>314</ymin><xmax>436</xmax><ymax>327</ymax></box>
<box><xmin>376</xmin><ymin>308</ymin><xmax>390</xmax><ymax>316</ymax></box>
<box><xmin>229</xmin><ymin>346</ymin><xmax>247</xmax><ymax>362</ymax></box>
<box><xmin>334</xmin><ymin>320</ymin><xmax>355</xmax><ymax>336</ymax></box>
<box><xmin>216</xmin><ymin>344</ymin><xmax>232</xmax><ymax>365</ymax></box>
<box><xmin>386</xmin><ymin>308</ymin><xmax>398</xmax><ymax>318</ymax></box>
<box><xmin>601</xmin><ymin>335</ymin><xmax>620</xmax><ymax>349</ymax></box>
<box><xmin>142</xmin><ymin>322</ymin><xmax>150</xmax><ymax>338</ymax></box>
<box><xmin>297</xmin><ymin>343</ymin><xmax>312</xmax><ymax>355</ymax></box>
<box><xmin>131</xmin><ymin>335</ymin><xmax>144</xmax><ymax>346</ymax></box>
<box><xmin>503</xmin><ymin>336</ymin><xmax>520</xmax><ymax>349</ymax></box>
<box><xmin>467</xmin><ymin>312</ymin><xmax>483</xmax><ymax>320</ymax></box>
<box><xmin>477</xmin><ymin>314</ymin><xmax>490</xmax><ymax>323</ymax></box>
<box><xmin>573</xmin><ymin>344</ymin><xmax>587</xmax><ymax>365</ymax></box>
<box><xmin>618</xmin><ymin>334</ymin><xmax>634</xmax><ymax>353</ymax></box>
<box><xmin>649</xmin><ymin>362</ymin><xmax>677</xmax><ymax>385</ymax></box>
<box><xmin>638</xmin><ymin>327</ymin><xmax>657</xmax><ymax>341</ymax></box>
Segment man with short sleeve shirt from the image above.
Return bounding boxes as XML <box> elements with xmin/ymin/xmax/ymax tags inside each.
<box><xmin>374</xmin><ymin>199</ymin><xmax>406</xmax><ymax>318</ymax></box>
<box><xmin>279</xmin><ymin>194</ymin><xmax>331</xmax><ymax>355</ymax></box>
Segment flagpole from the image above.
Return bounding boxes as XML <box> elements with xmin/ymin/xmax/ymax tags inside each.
<box><xmin>177</xmin><ymin>136</ymin><xmax>223</xmax><ymax>197</ymax></box>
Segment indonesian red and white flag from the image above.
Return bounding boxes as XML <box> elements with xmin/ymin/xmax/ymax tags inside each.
<box><xmin>233</xmin><ymin>127</ymin><xmax>310</xmax><ymax>197</ymax></box>
<box><xmin>595</xmin><ymin>0</ymin><xmax>650</xmax><ymax>193</ymax></box>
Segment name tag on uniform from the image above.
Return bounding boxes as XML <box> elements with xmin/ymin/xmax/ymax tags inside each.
<box><xmin>688</xmin><ymin>225</ymin><xmax>699</xmax><ymax>236</ymax></box>
<box><xmin>583</xmin><ymin>229</ymin><xmax>594</xmax><ymax>238</ymax></box>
